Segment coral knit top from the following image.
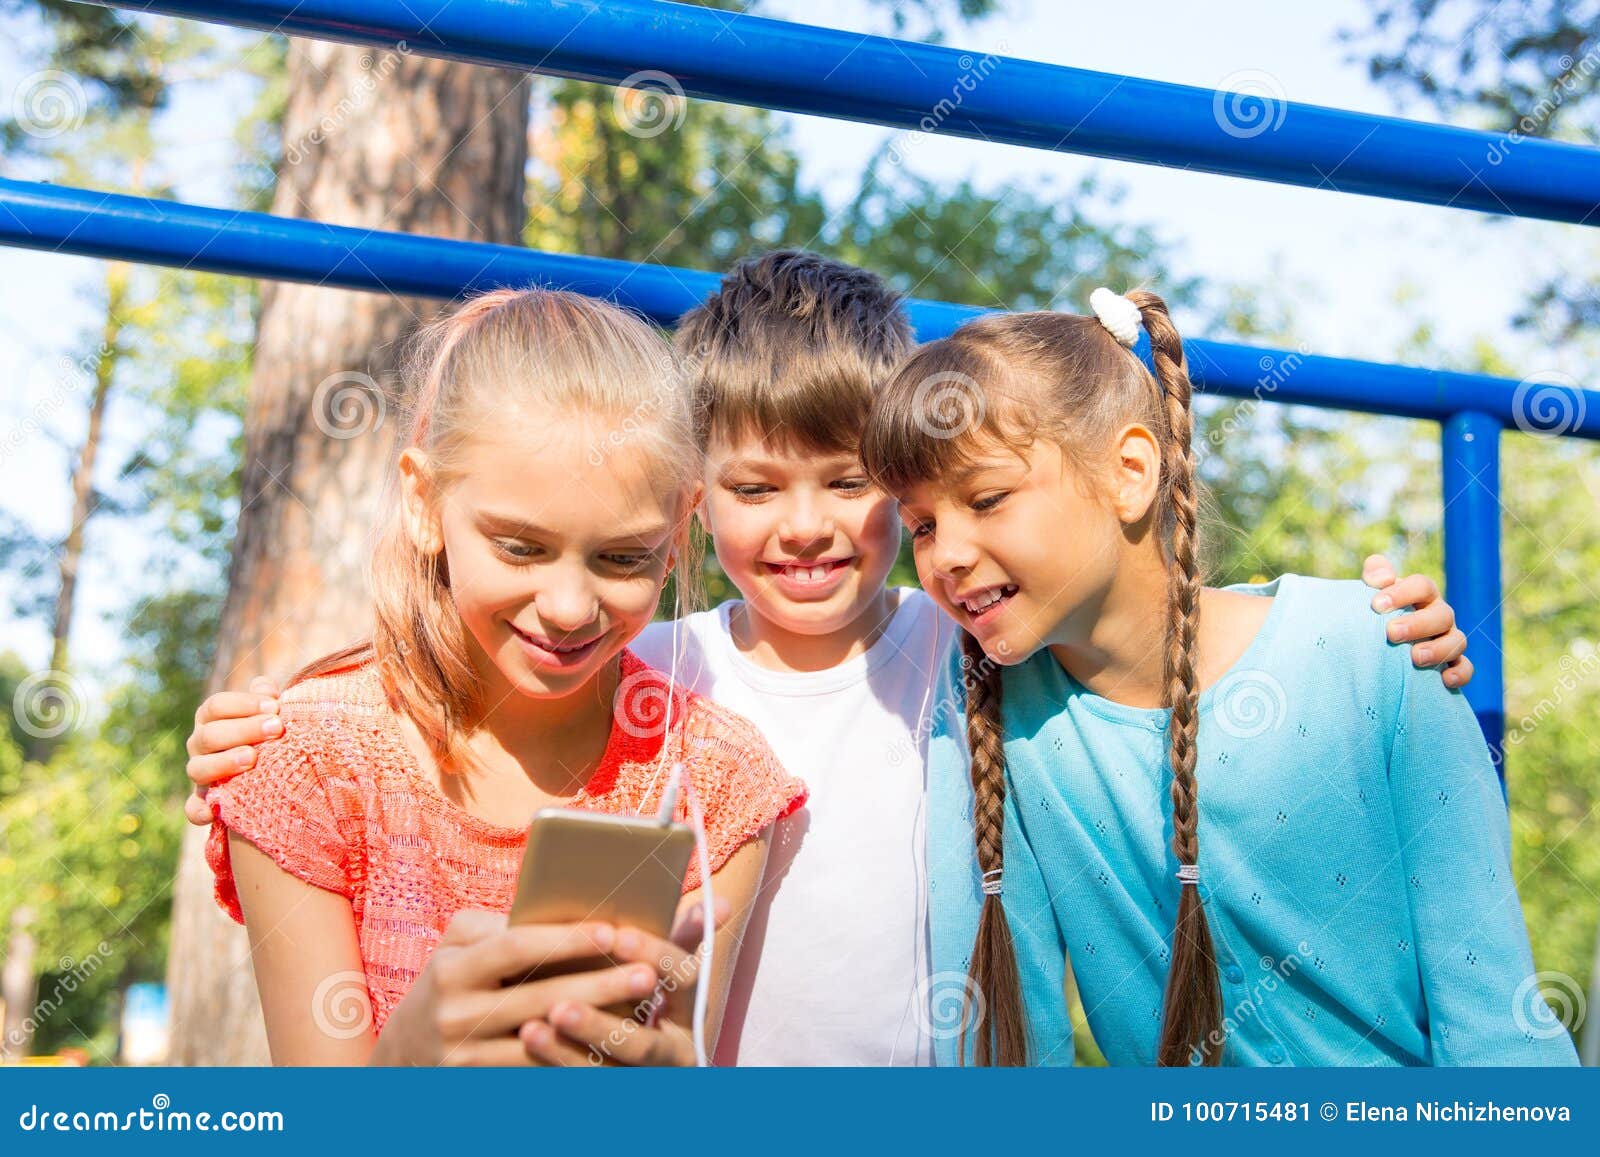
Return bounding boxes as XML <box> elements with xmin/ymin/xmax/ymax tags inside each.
<box><xmin>205</xmin><ymin>648</ymin><xmax>808</xmax><ymax>1035</ymax></box>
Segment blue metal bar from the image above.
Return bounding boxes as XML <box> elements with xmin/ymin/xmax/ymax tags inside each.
<box><xmin>5</xmin><ymin>177</ymin><xmax>1599</xmax><ymax>444</ymax></box>
<box><xmin>80</xmin><ymin>0</ymin><xmax>1600</xmax><ymax>226</ymax></box>
<box><xmin>1442</xmin><ymin>412</ymin><xmax>1506</xmax><ymax>776</ymax></box>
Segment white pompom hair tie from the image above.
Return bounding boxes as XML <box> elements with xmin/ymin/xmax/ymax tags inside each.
<box><xmin>1089</xmin><ymin>287</ymin><xmax>1142</xmax><ymax>348</ymax></box>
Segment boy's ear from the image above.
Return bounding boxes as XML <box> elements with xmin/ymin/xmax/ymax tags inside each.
<box><xmin>1109</xmin><ymin>423</ymin><xmax>1163</xmax><ymax>525</ymax></box>
<box><xmin>398</xmin><ymin>449</ymin><xmax>444</xmax><ymax>555</ymax></box>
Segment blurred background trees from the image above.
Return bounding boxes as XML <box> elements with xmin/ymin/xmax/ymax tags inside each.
<box><xmin>0</xmin><ymin>0</ymin><xmax>1594</xmax><ymax>1063</ymax></box>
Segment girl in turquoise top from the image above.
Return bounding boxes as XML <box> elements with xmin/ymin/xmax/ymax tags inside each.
<box><xmin>860</xmin><ymin>289</ymin><xmax>1577</xmax><ymax>1068</ymax></box>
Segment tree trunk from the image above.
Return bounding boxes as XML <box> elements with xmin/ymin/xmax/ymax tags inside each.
<box><xmin>27</xmin><ymin>267</ymin><xmax>125</xmax><ymax>766</ymax></box>
<box><xmin>164</xmin><ymin>41</ymin><xmax>528</xmax><ymax>1066</ymax></box>
<box><xmin>1</xmin><ymin>907</ymin><xmax>38</xmax><ymax>1062</ymax></box>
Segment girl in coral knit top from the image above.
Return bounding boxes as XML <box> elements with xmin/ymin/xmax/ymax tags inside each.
<box><xmin>204</xmin><ymin>288</ymin><xmax>806</xmax><ymax>1067</ymax></box>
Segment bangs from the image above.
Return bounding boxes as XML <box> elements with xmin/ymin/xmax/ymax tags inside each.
<box><xmin>697</xmin><ymin>353</ymin><xmax>873</xmax><ymax>458</ymax></box>
<box><xmin>860</xmin><ymin>337</ymin><xmax>1039</xmax><ymax>495</ymax></box>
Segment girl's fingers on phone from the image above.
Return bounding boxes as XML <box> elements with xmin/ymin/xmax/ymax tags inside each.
<box><xmin>546</xmin><ymin>1000</ymin><xmax>695</xmax><ymax>1066</ymax></box>
<box><xmin>183</xmin><ymin>789</ymin><xmax>216</xmax><ymax>827</ymax></box>
<box><xmin>455</xmin><ymin>922</ymin><xmax>618</xmax><ymax>990</ymax></box>
<box><xmin>520</xmin><ymin>1019</ymin><xmax>607</xmax><ymax>1067</ymax></box>
<box><xmin>438</xmin><ymin>909</ymin><xmax>512</xmax><ymax>949</ymax></box>
<box><xmin>612</xmin><ymin>925</ymin><xmax>702</xmax><ymax>985</ymax></box>
<box><xmin>464</xmin><ymin>960</ymin><xmax>659</xmax><ymax>1037</ymax></box>
<box><xmin>439</xmin><ymin>1037</ymin><xmax>538</xmax><ymax>1067</ymax></box>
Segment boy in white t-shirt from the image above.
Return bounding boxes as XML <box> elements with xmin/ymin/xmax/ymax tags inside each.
<box><xmin>180</xmin><ymin>251</ymin><xmax>1473</xmax><ymax>1065</ymax></box>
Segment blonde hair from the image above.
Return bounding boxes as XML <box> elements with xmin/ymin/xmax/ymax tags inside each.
<box><xmin>296</xmin><ymin>288</ymin><xmax>704</xmax><ymax>777</ymax></box>
<box><xmin>860</xmin><ymin>294</ymin><xmax>1220</xmax><ymax>1066</ymax></box>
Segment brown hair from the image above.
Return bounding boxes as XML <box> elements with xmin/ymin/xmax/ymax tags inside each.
<box><xmin>859</xmin><ymin>293</ymin><xmax>1221</xmax><ymax>1067</ymax></box>
<box><xmin>673</xmin><ymin>249</ymin><xmax>914</xmax><ymax>455</ymax></box>
<box><xmin>292</xmin><ymin>288</ymin><xmax>705</xmax><ymax>777</ymax></box>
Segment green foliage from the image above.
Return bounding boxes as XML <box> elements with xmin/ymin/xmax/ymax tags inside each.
<box><xmin>1349</xmin><ymin>0</ymin><xmax>1598</xmax><ymax>140</ymax></box>
<box><xmin>1350</xmin><ymin>1</ymin><xmax>1599</xmax><ymax>338</ymax></box>
<box><xmin>8</xmin><ymin>0</ymin><xmax>1595</xmax><ymax>1063</ymax></box>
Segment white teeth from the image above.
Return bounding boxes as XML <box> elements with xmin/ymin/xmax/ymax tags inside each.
<box><xmin>962</xmin><ymin>586</ymin><xmax>1015</xmax><ymax>614</ymax></box>
<box><xmin>780</xmin><ymin>561</ymin><xmax>841</xmax><ymax>583</ymax></box>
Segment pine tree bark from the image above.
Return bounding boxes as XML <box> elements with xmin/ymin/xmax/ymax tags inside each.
<box><xmin>164</xmin><ymin>41</ymin><xmax>528</xmax><ymax>1065</ymax></box>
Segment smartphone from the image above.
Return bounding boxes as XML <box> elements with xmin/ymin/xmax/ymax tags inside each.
<box><xmin>504</xmin><ymin>808</ymin><xmax>695</xmax><ymax>1013</ymax></box>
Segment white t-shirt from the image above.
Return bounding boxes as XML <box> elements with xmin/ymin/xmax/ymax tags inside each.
<box><xmin>631</xmin><ymin>586</ymin><xmax>960</xmax><ymax>1066</ymax></box>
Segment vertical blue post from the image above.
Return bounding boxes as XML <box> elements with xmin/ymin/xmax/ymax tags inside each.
<box><xmin>1441</xmin><ymin>411</ymin><xmax>1506</xmax><ymax>783</ymax></box>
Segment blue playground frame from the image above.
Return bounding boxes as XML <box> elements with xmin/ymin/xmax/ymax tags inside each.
<box><xmin>7</xmin><ymin>0</ymin><xmax>1600</xmax><ymax>773</ymax></box>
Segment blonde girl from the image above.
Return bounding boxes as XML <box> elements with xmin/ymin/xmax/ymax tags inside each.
<box><xmin>205</xmin><ymin>288</ymin><xmax>805</xmax><ymax>1066</ymax></box>
<box><xmin>860</xmin><ymin>291</ymin><xmax>1576</xmax><ymax>1067</ymax></box>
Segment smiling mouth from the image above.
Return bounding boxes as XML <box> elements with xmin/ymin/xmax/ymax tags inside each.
<box><xmin>957</xmin><ymin>584</ymin><xmax>1019</xmax><ymax>617</ymax></box>
<box><xmin>762</xmin><ymin>558</ymin><xmax>852</xmax><ymax>585</ymax></box>
<box><xmin>510</xmin><ymin>622</ymin><xmax>604</xmax><ymax>654</ymax></box>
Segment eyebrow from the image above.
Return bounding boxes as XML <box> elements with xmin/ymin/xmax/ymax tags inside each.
<box><xmin>716</xmin><ymin>454</ymin><xmax>863</xmax><ymax>476</ymax></box>
<box><xmin>948</xmin><ymin>457</ymin><xmax>1024</xmax><ymax>485</ymax></box>
<box><xmin>475</xmin><ymin>511</ymin><xmax>672</xmax><ymax>543</ymax></box>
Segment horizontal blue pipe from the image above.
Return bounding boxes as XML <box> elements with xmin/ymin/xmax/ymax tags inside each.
<box><xmin>79</xmin><ymin>0</ymin><xmax>1600</xmax><ymax>225</ymax></box>
<box><xmin>4</xmin><ymin>176</ymin><xmax>1597</xmax><ymax>440</ymax></box>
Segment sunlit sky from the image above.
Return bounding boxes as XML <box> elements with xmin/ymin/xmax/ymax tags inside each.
<box><xmin>0</xmin><ymin>0</ymin><xmax>1588</xmax><ymax>687</ymax></box>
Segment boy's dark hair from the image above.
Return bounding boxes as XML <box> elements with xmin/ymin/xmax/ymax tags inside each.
<box><xmin>674</xmin><ymin>249</ymin><xmax>914</xmax><ymax>454</ymax></box>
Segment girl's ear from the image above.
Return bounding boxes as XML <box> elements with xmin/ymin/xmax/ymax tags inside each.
<box><xmin>1109</xmin><ymin>423</ymin><xmax>1163</xmax><ymax>524</ymax></box>
<box><xmin>693</xmin><ymin>475</ymin><xmax>714</xmax><ymax>535</ymax></box>
<box><xmin>398</xmin><ymin>448</ymin><xmax>445</xmax><ymax>555</ymax></box>
<box><xmin>668</xmin><ymin>480</ymin><xmax>705</xmax><ymax>569</ymax></box>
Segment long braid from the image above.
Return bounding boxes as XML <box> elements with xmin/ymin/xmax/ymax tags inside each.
<box><xmin>958</xmin><ymin>628</ymin><xmax>1030</xmax><ymax>1066</ymax></box>
<box><xmin>1127</xmin><ymin>291</ymin><xmax>1223</xmax><ymax>1066</ymax></box>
